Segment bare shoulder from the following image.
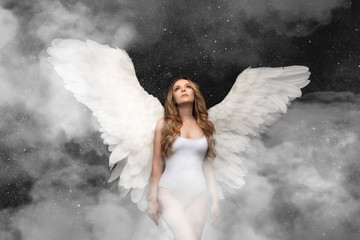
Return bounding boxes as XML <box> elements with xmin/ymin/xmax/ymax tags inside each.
<box><xmin>155</xmin><ymin>117</ymin><xmax>164</xmax><ymax>131</ymax></box>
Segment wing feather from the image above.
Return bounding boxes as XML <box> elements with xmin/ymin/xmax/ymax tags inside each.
<box><xmin>209</xmin><ymin>66</ymin><xmax>310</xmax><ymax>198</ymax></box>
<box><xmin>47</xmin><ymin>38</ymin><xmax>164</xmax><ymax>210</ymax></box>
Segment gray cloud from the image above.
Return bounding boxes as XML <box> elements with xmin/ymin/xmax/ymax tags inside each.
<box><xmin>0</xmin><ymin>6</ymin><xmax>18</xmax><ymax>48</ymax></box>
<box><xmin>2</xmin><ymin>90</ymin><xmax>360</xmax><ymax>239</ymax></box>
<box><xmin>0</xmin><ymin>0</ymin><xmax>358</xmax><ymax>239</ymax></box>
<box><xmin>236</xmin><ymin>0</ymin><xmax>347</xmax><ymax>36</ymax></box>
<box><xmin>213</xmin><ymin>92</ymin><xmax>360</xmax><ymax>240</ymax></box>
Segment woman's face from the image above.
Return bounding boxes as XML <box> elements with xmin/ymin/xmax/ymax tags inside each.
<box><xmin>172</xmin><ymin>79</ymin><xmax>195</xmax><ymax>106</ymax></box>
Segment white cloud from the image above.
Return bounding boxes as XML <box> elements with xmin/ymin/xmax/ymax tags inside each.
<box><xmin>0</xmin><ymin>6</ymin><xmax>18</xmax><ymax>49</ymax></box>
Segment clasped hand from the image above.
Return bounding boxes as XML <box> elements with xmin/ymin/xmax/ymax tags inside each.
<box><xmin>147</xmin><ymin>200</ymin><xmax>160</xmax><ymax>225</ymax></box>
<box><xmin>210</xmin><ymin>201</ymin><xmax>220</xmax><ymax>226</ymax></box>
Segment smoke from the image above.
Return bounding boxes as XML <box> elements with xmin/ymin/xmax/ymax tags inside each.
<box><xmin>0</xmin><ymin>6</ymin><xmax>18</xmax><ymax>49</ymax></box>
<box><xmin>0</xmin><ymin>0</ymin><xmax>358</xmax><ymax>239</ymax></box>
<box><xmin>2</xmin><ymin>91</ymin><xmax>359</xmax><ymax>239</ymax></box>
<box><xmin>235</xmin><ymin>0</ymin><xmax>347</xmax><ymax>36</ymax></box>
<box><xmin>204</xmin><ymin>92</ymin><xmax>360</xmax><ymax>240</ymax></box>
<box><xmin>27</xmin><ymin>0</ymin><xmax>139</xmax><ymax>48</ymax></box>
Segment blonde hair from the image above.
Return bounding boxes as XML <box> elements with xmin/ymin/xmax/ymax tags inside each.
<box><xmin>160</xmin><ymin>76</ymin><xmax>216</xmax><ymax>161</ymax></box>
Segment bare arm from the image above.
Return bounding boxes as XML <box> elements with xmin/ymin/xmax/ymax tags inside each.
<box><xmin>146</xmin><ymin>117</ymin><xmax>164</xmax><ymax>225</ymax></box>
<box><xmin>203</xmin><ymin>158</ymin><xmax>220</xmax><ymax>225</ymax></box>
<box><xmin>203</xmin><ymin>159</ymin><xmax>217</xmax><ymax>202</ymax></box>
<box><xmin>203</xmin><ymin>120</ymin><xmax>220</xmax><ymax>225</ymax></box>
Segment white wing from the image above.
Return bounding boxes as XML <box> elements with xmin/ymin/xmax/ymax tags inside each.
<box><xmin>47</xmin><ymin>39</ymin><xmax>164</xmax><ymax>210</ymax></box>
<box><xmin>208</xmin><ymin>66</ymin><xmax>310</xmax><ymax>199</ymax></box>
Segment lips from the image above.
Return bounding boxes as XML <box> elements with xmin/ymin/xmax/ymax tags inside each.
<box><xmin>181</xmin><ymin>94</ymin><xmax>188</xmax><ymax>97</ymax></box>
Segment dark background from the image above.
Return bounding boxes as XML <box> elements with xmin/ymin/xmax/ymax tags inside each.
<box><xmin>0</xmin><ymin>0</ymin><xmax>359</xmax><ymax>239</ymax></box>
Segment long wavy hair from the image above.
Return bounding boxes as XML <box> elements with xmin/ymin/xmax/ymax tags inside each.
<box><xmin>160</xmin><ymin>76</ymin><xmax>216</xmax><ymax>161</ymax></box>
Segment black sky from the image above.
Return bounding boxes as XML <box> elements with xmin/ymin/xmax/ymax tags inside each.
<box><xmin>121</xmin><ymin>0</ymin><xmax>359</xmax><ymax>106</ymax></box>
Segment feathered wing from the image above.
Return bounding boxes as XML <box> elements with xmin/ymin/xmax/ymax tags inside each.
<box><xmin>47</xmin><ymin>39</ymin><xmax>164</xmax><ymax>210</ymax></box>
<box><xmin>208</xmin><ymin>66</ymin><xmax>310</xmax><ymax>199</ymax></box>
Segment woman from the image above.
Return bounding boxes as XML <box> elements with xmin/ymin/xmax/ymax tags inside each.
<box><xmin>147</xmin><ymin>77</ymin><xmax>220</xmax><ymax>240</ymax></box>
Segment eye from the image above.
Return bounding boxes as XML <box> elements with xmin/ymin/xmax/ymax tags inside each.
<box><xmin>174</xmin><ymin>87</ymin><xmax>179</xmax><ymax>91</ymax></box>
<box><xmin>186</xmin><ymin>85</ymin><xmax>192</xmax><ymax>88</ymax></box>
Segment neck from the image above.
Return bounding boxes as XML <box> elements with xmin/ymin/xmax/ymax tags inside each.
<box><xmin>177</xmin><ymin>102</ymin><xmax>194</xmax><ymax>121</ymax></box>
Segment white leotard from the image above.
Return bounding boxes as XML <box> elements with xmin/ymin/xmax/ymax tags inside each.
<box><xmin>158</xmin><ymin>135</ymin><xmax>208</xmax><ymax>207</ymax></box>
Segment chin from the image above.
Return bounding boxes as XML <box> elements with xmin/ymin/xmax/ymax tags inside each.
<box><xmin>178</xmin><ymin>100</ymin><xmax>194</xmax><ymax>105</ymax></box>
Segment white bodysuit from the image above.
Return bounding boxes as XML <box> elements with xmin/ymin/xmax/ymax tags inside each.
<box><xmin>158</xmin><ymin>135</ymin><xmax>208</xmax><ymax>207</ymax></box>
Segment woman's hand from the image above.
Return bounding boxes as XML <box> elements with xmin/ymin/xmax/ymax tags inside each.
<box><xmin>210</xmin><ymin>200</ymin><xmax>220</xmax><ymax>226</ymax></box>
<box><xmin>147</xmin><ymin>200</ymin><xmax>160</xmax><ymax>226</ymax></box>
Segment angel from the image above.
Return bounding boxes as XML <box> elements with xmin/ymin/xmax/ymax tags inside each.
<box><xmin>47</xmin><ymin>39</ymin><xmax>310</xmax><ymax>240</ymax></box>
<box><xmin>146</xmin><ymin>76</ymin><xmax>219</xmax><ymax>240</ymax></box>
